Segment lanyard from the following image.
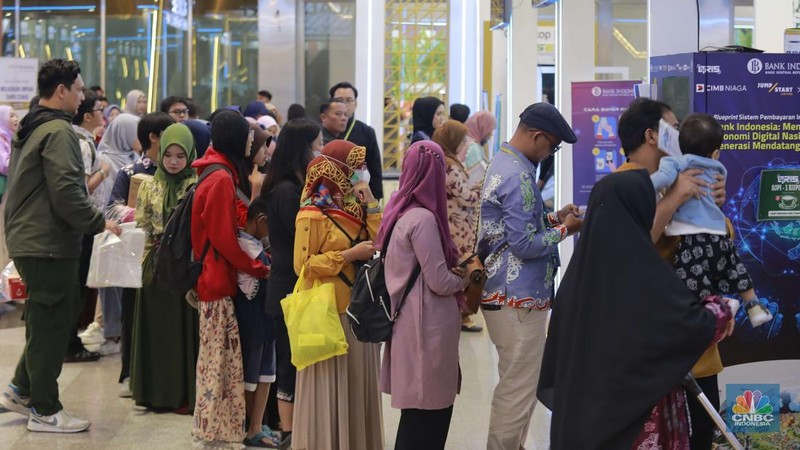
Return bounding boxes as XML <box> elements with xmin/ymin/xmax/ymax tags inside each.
<box><xmin>343</xmin><ymin>118</ymin><xmax>356</xmax><ymax>140</ymax></box>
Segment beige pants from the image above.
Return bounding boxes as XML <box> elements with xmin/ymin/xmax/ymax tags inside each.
<box><xmin>484</xmin><ymin>307</ymin><xmax>548</xmax><ymax>450</ymax></box>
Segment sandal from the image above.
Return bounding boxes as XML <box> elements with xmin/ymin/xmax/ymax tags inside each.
<box><xmin>243</xmin><ymin>431</ymin><xmax>279</xmax><ymax>448</ymax></box>
<box><xmin>64</xmin><ymin>349</ymin><xmax>101</xmax><ymax>363</ymax></box>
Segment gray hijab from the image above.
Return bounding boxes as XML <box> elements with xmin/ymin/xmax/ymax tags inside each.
<box><xmin>92</xmin><ymin>113</ymin><xmax>140</xmax><ymax>208</ymax></box>
<box><xmin>125</xmin><ymin>89</ymin><xmax>146</xmax><ymax>116</ymax></box>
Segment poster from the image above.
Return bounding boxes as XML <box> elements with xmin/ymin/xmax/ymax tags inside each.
<box><xmin>570</xmin><ymin>81</ymin><xmax>637</xmax><ymax>209</ymax></box>
<box><xmin>0</xmin><ymin>57</ymin><xmax>39</xmax><ymax>111</ymax></box>
<box><xmin>758</xmin><ymin>169</ymin><xmax>800</xmax><ymax>221</ymax></box>
<box><xmin>653</xmin><ymin>52</ymin><xmax>800</xmax><ymax>447</ymax></box>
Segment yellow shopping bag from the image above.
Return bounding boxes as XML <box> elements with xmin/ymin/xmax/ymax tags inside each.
<box><xmin>281</xmin><ymin>268</ymin><xmax>348</xmax><ymax>370</ymax></box>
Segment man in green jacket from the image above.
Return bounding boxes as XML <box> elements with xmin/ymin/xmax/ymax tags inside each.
<box><xmin>0</xmin><ymin>59</ymin><xmax>121</xmax><ymax>433</ymax></box>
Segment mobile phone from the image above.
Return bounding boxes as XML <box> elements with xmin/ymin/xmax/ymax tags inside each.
<box><xmin>458</xmin><ymin>252</ymin><xmax>478</xmax><ymax>268</ymax></box>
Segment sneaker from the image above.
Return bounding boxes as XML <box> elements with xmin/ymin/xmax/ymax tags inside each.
<box><xmin>119</xmin><ymin>378</ymin><xmax>132</xmax><ymax>398</ymax></box>
<box><xmin>79</xmin><ymin>322</ymin><xmax>105</xmax><ymax>346</ymax></box>
<box><xmin>27</xmin><ymin>408</ymin><xmax>90</xmax><ymax>433</ymax></box>
<box><xmin>98</xmin><ymin>339</ymin><xmax>121</xmax><ymax>356</ymax></box>
<box><xmin>0</xmin><ymin>383</ymin><xmax>30</xmax><ymax>416</ymax></box>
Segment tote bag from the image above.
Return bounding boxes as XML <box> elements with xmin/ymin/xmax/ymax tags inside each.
<box><xmin>281</xmin><ymin>267</ymin><xmax>348</xmax><ymax>370</ymax></box>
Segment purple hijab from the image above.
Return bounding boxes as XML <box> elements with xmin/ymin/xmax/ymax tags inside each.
<box><xmin>377</xmin><ymin>140</ymin><xmax>459</xmax><ymax>270</ymax></box>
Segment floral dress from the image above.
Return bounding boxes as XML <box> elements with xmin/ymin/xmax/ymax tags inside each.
<box><xmin>445</xmin><ymin>160</ymin><xmax>481</xmax><ymax>258</ymax></box>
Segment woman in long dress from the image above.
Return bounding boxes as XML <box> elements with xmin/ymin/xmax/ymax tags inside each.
<box><xmin>131</xmin><ymin>123</ymin><xmax>198</xmax><ymax>412</ymax></box>
<box><xmin>292</xmin><ymin>139</ymin><xmax>383</xmax><ymax>450</ymax></box>
<box><xmin>380</xmin><ymin>140</ymin><xmax>466</xmax><ymax>450</ymax></box>
<box><xmin>537</xmin><ymin>170</ymin><xmax>733</xmax><ymax>449</ymax></box>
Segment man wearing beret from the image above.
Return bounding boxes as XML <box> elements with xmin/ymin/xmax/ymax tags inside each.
<box><xmin>477</xmin><ymin>103</ymin><xmax>583</xmax><ymax>449</ymax></box>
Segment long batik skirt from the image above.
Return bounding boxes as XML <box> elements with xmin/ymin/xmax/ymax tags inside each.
<box><xmin>192</xmin><ymin>297</ymin><xmax>246</xmax><ymax>443</ymax></box>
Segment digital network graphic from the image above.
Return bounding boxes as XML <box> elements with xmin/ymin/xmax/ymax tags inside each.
<box><xmin>722</xmin><ymin>159</ymin><xmax>800</xmax><ymax>340</ymax></box>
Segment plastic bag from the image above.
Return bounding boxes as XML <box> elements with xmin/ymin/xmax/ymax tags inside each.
<box><xmin>0</xmin><ymin>261</ymin><xmax>27</xmax><ymax>302</ymax></box>
<box><xmin>86</xmin><ymin>223</ymin><xmax>146</xmax><ymax>288</ymax></box>
<box><xmin>281</xmin><ymin>267</ymin><xmax>348</xmax><ymax>370</ymax></box>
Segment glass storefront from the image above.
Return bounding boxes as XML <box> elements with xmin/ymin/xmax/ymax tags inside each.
<box><xmin>3</xmin><ymin>1</ymin><xmax>266</xmax><ymax>117</ymax></box>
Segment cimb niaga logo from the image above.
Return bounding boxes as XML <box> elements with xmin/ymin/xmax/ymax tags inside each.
<box><xmin>726</xmin><ymin>384</ymin><xmax>780</xmax><ymax>433</ymax></box>
<box><xmin>747</xmin><ymin>58</ymin><xmax>764</xmax><ymax>74</ymax></box>
<box><xmin>591</xmin><ymin>87</ymin><xmax>602</xmax><ymax>97</ymax></box>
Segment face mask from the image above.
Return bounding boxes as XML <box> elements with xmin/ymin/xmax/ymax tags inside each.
<box><xmin>351</xmin><ymin>168</ymin><xmax>370</xmax><ymax>185</ymax></box>
<box><xmin>313</xmin><ymin>150</ymin><xmax>322</xmax><ymax>157</ymax></box>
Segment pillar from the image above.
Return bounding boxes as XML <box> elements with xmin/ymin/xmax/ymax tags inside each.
<box><xmin>555</xmin><ymin>0</ymin><xmax>595</xmax><ymax>271</ymax></box>
<box><xmin>754</xmin><ymin>0</ymin><xmax>795</xmax><ymax>52</ymax></box>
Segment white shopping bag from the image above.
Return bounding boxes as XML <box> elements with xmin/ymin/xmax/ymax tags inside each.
<box><xmin>86</xmin><ymin>224</ymin><xmax>146</xmax><ymax>288</ymax></box>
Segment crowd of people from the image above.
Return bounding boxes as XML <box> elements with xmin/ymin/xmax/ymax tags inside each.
<box><xmin>0</xmin><ymin>57</ymin><xmax>754</xmax><ymax>450</ymax></box>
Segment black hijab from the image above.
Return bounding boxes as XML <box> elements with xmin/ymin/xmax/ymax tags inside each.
<box><xmin>412</xmin><ymin>96</ymin><xmax>444</xmax><ymax>139</ymax></box>
<box><xmin>537</xmin><ymin>169</ymin><xmax>717</xmax><ymax>449</ymax></box>
<box><xmin>210</xmin><ymin>110</ymin><xmax>253</xmax><ymax>198</ymax></box>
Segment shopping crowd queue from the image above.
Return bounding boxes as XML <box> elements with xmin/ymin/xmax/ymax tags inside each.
<box><xmin>0</xmin><ymin>58</ymin><xmax>750</xmax><ymax>450</ymax></box>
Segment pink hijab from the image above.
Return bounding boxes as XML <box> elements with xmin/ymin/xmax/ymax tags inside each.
<box><xmin>465</xmin><ymin>111</ymin><xmax>496</xmax><ymax>144</ymax></box>
<box><xmin>377</xmin><ymin>140</ymin><xmax>459</xmax><ymax>270</ymax></box>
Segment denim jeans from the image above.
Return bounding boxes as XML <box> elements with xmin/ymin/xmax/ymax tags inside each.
<box><xmin>98</xmin><ymin>286</ymin><xmax>122</xmax><ymax>338</ymax></box>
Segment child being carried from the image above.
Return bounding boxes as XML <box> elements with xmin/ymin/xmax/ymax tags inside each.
<box><xmin>651</xmin><ymin>113</ymin><xmax>772</xmax><ymax>327</ymax></box>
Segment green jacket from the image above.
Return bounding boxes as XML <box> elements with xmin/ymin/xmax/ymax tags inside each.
<box><xmin>4</xmin><ymin>105</ymin><xmax>105</xmax><ymax>259</ymax></box>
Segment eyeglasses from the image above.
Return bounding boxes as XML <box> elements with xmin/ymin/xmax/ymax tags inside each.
<box><xmin>92</xmin><ymin>107</ymin><xmax>105</xmax><ymax>112</ymax></box>
<box><xmin>540</xmin><ymin>133</ymin><xmax>562</xmax><ymax>154</ymax></box>
<box><xmin>170</xmin><ymin>109</ymin><xmax>189</xmax><ymax>116</ymax></box>
<box><xmin>332</xmin><ymin>97</ymin><xmax>356</xmax><ymax>104</ymax></box>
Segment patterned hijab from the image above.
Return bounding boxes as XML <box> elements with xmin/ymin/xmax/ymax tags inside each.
<box><xmin>466</xmin><ymin>110</ymin><xmax>496</xmax><ymax>144</ymax></box>
<box><xmin>155</xmin><ymin>123</ymin><xmax>197</xmax><ymax>217</ymax></box>
<box><xmin>301</xmin><ymin>139</ymin><xmax>367</xmax><ymax>221</ymax></box>
<box><xmin>376</xmin><ymin>139</ymin><xmax>460</xmax><ymax>272</ymax></box>
<box><xmin>432</xmin><ymin>119</ymin><xmax>468</xmax><ymax>170</ymax></box>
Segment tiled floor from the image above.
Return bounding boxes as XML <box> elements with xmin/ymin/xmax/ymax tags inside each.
<box><xmin>0</xmin><ymin>303</ymin><xmax>551</xmax><ymax>449</ymax></box>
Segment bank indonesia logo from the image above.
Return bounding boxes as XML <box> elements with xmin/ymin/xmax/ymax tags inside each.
<box><xmin>747</xmin><ymin>58</ymin><xmax>764</xmax><ymax>74</ymax></box>
<box><xmin>726</xmin><ymin>384</ymin><xmax>780</xmax><ymax>433</ymax></box>
<box><xmin>591</xmin><ymin>86</ymin><xmax>602</xmax><ymax>97</ymax></box>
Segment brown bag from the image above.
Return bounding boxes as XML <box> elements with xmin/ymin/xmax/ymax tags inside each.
<box><xmin>463</xmin><ymin>259</ymin><xmax>487</xmax><ymax>314</ymax></box>
<box><xmin>462</xmin><ymin>243</ymin><xmax>509</xmax><ymax>314</ymax></box>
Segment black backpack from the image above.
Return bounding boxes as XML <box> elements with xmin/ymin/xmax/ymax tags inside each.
<box><xmin>154</xmin><ymin>164</ymin><xmax>231</xmax><ymax>294</ymax></box>
<box><xmin>345</xmin><ymin>224</ymin><xmax>420</xmax><ymax>343</ymax></box>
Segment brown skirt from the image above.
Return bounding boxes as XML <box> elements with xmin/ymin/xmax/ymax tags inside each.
<box><xmin>291</xmin><ymin>315</ymin><xmax>384</xmax><ymax>450</ymax></box>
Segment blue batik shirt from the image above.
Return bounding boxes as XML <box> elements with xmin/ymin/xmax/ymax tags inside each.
<box><xmin>477</xmin><ymin>142</ymin><xmax>567</xmax><ymax>310</ymax></box>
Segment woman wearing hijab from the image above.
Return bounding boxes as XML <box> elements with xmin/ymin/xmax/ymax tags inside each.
<box><xmin>130</xmin><ymin>123</ymin><xmax>199</xmax><ymax>413</ymax></box>
<box><xmin>257</xmin><ymin>114</ymin><xmax>280</xmax><ymax>137</ymax></box>
<box><xmin>89</xmin><ymin>112</ymin><xmax>141</xmax><ymax>356</ymax></box>
<box><xmin>411</xmin><ymin>96</ymin><xmax>445</xmax><ymax>144</ymax></box>
<box><xmin>190</xmin><ymin>110</ymin><xmax>269</xmax><ymax>445</ymax></box>
<box><xmin>379</xmin><ymin>140</ymin><xmax>466</xmax><ymax>450</ymax></box>
<box><xmin>432</xmin><ymin>120</ymin><xmax>483</xmax><ymax>333</ymax></box>
<box><xmin>104</xmin><ymin>104</ymin><xmax>121</xmax><ymax>123</ymax></box>
<box><xmin>125</xmin><ymin>90</ymin><xmax>147</xmax><ymax>117</ymax></box>
<box><xmin>292</xmin><ymin>139</ymin><xmax>382</xmax><ymax>450</ymax></box>
<box><xmin>93</xmin><ymin>112</ymin><xmax>142</xmax><ymax>208</ymax></box>
<box><xmin>537</xmin><ymin>170</ymin><xmax>733</xmax><ymax>449</ymax></box>
<box><xmin>464</xmin><ymin>111</ymin><xmax>496</xmax><ymax>184</ymax></box>
<box><xmin>0</xmin><ymin>105</ymin><xmax>20</xmax><ymax>269</ymax></box>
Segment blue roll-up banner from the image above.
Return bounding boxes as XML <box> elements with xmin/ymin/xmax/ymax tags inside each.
<box><xmin>652</xmin><ymin>52</ymin><xmax>800</xmax><ymax>446</ymax></box>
